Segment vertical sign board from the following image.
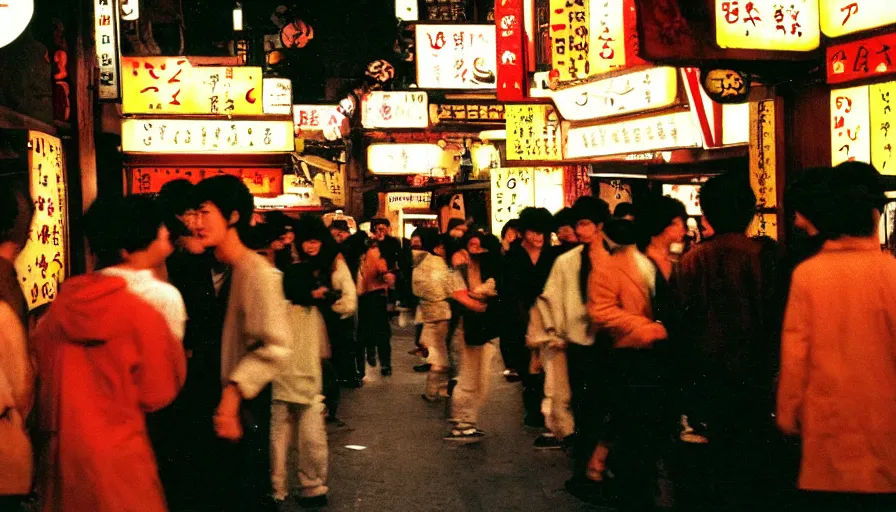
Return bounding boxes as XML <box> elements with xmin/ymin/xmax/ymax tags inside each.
<box><xmin>505</xmin><ymin>105</ymin><xmax>562</xmax><ymax>160</ymax></box>
<box><xmin>748</xmin><ymin>100</ymin><xmax>778</xmax><ymax>210</ymax></box>
<box><xmin>495</xmin><ymin>0</ymin><xmax>526</xmax><ymax>101</ymax></box>
<box><xmin>820</xmin><ymin>0</ymin><xmax>896</xmax><ymax>38</ymax></box>
<box><xmin>831</xmin><ymin>86</ymin><xmax>872</xmax><ymax>166</ymax></box>
<box><xmin>549</xmin><ymin>0</ymin><xmax>591</xmax><ymax>82</ymax></box>
<box><xmin>16</xmin><ymin>132</ymin><xmax>67</xmax><ymax>310</ymax></box>
<box><xmin>871</xmin><ymin>82</ymin><xmax>896</xmax><ymax>176</ymax></box>
<box><xmin>95</xmin><ymin>0</ymin><xmax>120</xmax><ymax>99</ymax></box>
<box><xmin>715</xmin><ymin>0</ymin><xmax>820</xmax><ymax>52</ymax></box>
<box><xmin>590</xmin><ymin>0</ymin><xmax>628</xmax><ymax>75</ymax></box>
<box><xmin>491</xmin><ymin>167</ymin><xmax>536</xmax><ymax>235</ymax></box>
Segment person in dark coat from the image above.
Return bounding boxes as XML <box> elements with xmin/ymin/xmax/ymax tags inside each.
<box><xmin>500</xmin><ymin>207</ymin><xmax>560</xmax><ymax>428</ymax></box>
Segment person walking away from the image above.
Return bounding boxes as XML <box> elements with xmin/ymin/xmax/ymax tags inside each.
<box><xmin>528</xmin><ymin>198</ymin><xmax>610</xmax><ymax>498</ymax></box>
<box><xmin>445</xmin><ymin>232</ymin><xmax>501</xmax><ymax>440</ymax></box>
<box><xmin>0</xmin><ymin>182</ymin><xmax>35</xmax><ymax>511</ymax></box>
<box><xmin>674</xmin><ymin>171</ymin><xmax>782</xmax><ymax>512</ymax></box>
<box><xmin>413</xmin><ymin>229</ymin><xmax>463</xmax><ymax>401</ymax></box>
<box><xmin>778</xmin><ymin>162</ymin><xmax>896</xmax><ymax>512</ymax></box>
<box><xmin>31</xmin><ymin>196</ymin><xmax>186</xmax><ymax>512</ymax></box>
<box><xmin>273</xmin><ymin>258</ymin><xmax>330</xmax><ymax>509</ymax></box>
<box><xmin>588</xmin><ymin>214</ymin><xmax>669</xmax><ymax>512</ymax></box>
<box><xmin>501</xmin><ymin>207</ymin><xmax>559</xmax><ymax>428</ymax></box>
<box><xmin>357</xmin><ymin>240</ymin><xmax>396</xmax><ymax>375</ymax></box>
<box><xmin>192</xmin><ymin>176</ymin><xmax>292</xmax><ymax>512</ymax></box>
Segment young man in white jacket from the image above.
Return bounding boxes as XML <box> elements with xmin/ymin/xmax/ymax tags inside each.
<box><xmin>528</xmin><ymin>196</ymin><xmax>610</xmax><ymax>495</ymax></box>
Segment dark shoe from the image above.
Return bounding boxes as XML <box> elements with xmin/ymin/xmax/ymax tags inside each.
<box><xmin>297</xmin><ymin>494</ymin><xmax>328</xmax><ymax>509</ymax></box>
<box><xmin>339</xmin><ymin>378</ymin><xmax>363</xmax><ymax>389</ymax></box>
<box><xmin>366</xmin><ymin>354</ymin><xmax>377</xmax><ymax>367</ymax></box>
<box><xmin>421</xmin><ymin>393</ymin><xmax>439</xmax><ymax>402</ymax></box>
<box><xmin>446</xmin><ymin>378</ymin><xmax>457</xmax><ymax>396</ymax></box>
<box><xmin>524</xmin><ymin>415</ymin><xmax>546</xmax><ymax>429</ymax></box>
<box><xmin>565</xmin><ymin>477</ymin><xmax>607</xmax><ymax>505</ymax></box>
<box><xmin>380</xmin><ymin>366</ymin><xmax>392</xmax><ymax>376</ymax></box>
<box><xmin>503</xmin><ymin>369</ymin><xmax>522</xmax><ymax>382</ymax></box>
<box><xmin>533</xmin><ymin>433</ymin><xmax>563</xmax><ymax>449</ymax></box>
<box><xmin>326</xmin><ymin>416</ymin><xmax>346</xmax><ymax>427</ymax></box>
<box><xmin>444</xmin><ymin>424</ymin><xmax>485</xmax><ymax>441</ymax></box>
<box><xmin>413</xmin><ymin>363</ymin><xmax>432</xmax><ymax>373</ymax></box>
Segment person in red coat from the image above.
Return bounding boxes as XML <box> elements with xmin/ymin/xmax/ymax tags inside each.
<box><xmin>31</xmin><ymin>196</ymin><xmax>186</xmax><ymax>512</ymax></box>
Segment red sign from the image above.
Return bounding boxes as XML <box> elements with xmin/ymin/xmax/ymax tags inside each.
<box><xmin>130</xmin><ymin>167</ymin><xmax>283</xmax><ymax>195</ymax></box>
<box><xmin>827</xmin><ymin>32</ymin><xmax>896</xmax><ymax>85</ymax></box>
<box><xmin>495</xmin><ymin>0</ymin><xmax>526</xmax><ymax>102</ymax></box>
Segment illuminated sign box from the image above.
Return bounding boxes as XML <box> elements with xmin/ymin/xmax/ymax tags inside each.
<box><xmin>506</xmin><ymin>105</ymin><xmax>562</xmax><ymax>161</ymax></box>
<box><xmin>415</xmin><ymin>25</ymin><xmax>497</xmax><ymax>89</ymax></box>
<box><xmin>122</xmin><ymin>119</ymin><xmax>295</xmax><ymax>153</ymax></box>
<box><xmin>830</xmin><ymin>86</ymin><xmax>871</xmax><ymax>166</ymax></box>
<box><xmin>121</xmin><ymin>57</ymin><xmax>264</xmax><ymax>115</ymax></box>
<box><xmin>430</xmin><ymin>104</ymin><xmax>505</xmax><ymax>124</ymax></box>
<box><xmin>367</xmin><ymin>143</ymin><xmax>445</xmax><ymax>175</ymax></box>
<box><xmin>551</xmin><ymin>67</ymin><xmax>678</xmax><ymax>122</ymax></box>
<box><xmin>565</xmin><ymin>112</ymin><xmax>702</xmax><ymax>159</ymax></box>
<box><xmin>715</xmin><ymin>0</ymin><xmax>820</xmax><ymax>52</ymax></box>
<box><xmin>130</xmin><ymin>167</ymin><xmax>283</xmax><ymax>195</ymax></box>
<box><xmin>95</xmin><ymin>0</ymin><xmax>120</xmax><ymax>99</ymax></box>
<box><xmin>827</xmin><ymin>32</ymin><xmax>896</xmax><ymax>85</ymax></box>
<box><xmin>294</xmin><ymin>104</ymin><xmax>341</xmax><ymax>131</ymax></box>
<box><xmin>1</xmin><ymin>0</ymin><xmax>33</xmax><ymax>49</ymax></box>
<box><xmin>821</xmin><ymin>0</ymin><xmax>896</xmax><ymax>38</ymax></box>
<box><xmin>361</xmin><ymin>91</ymin><xmax>429</xmax><ymax>129</ymax></box>
<box><xmin>263</xmin><ymin>78</ymin><xmax>292</xmax><ymax>115</ymax></box>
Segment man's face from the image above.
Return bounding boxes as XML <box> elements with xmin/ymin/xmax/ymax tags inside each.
<box><xmin>662</xmin><ymin>217</ymin><xmax>687</xmax><ymax>244</ymax></box>
<box><xmin>373</xmin><ymin>224</ymin><xmax>390</xmax><ymax>241</ymax></box>
<box><xmin>523</xmin><ymin>229</ymin><xmax>544</xmax><ymax>249</ymax></box>
<box><xmin>575</xmin><ymin>219</ymin><xmax>599</xmax><ymax>244</ymax></box>
<box><xmin>502</xmin><ymin>227</ymin><xmax>519</xmax><ymax>245</ymax></box>
<box><xmin>331</xmin><ymin>228</ymin><xmax>350</xmax><ymax>243</ymax></box>
<box><xmin>410</xmin><ymin>235</ymin><xmax>423</xmax><ymax>250</ymax></box>
<box><xmin>557</xmin><ymin>225</ymin><xmax>578</xmax><ymax>244</ymax></box>
<box><xmin>178</xmin><ymin>208</ymin><xmax>199</xmax><ymax>235</ymax></box>
<box><xmin>195</xmin><ymin>201</ymin><xmax>231</xmax><ymax>248</ymax></box>
<box><xmin>302</xmin><ymin>239</ymin><xmax>322</xmax><ymax>257</ymax></box>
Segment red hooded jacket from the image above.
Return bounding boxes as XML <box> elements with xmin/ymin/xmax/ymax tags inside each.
<box><xmin>31</xmin><ymin>272</ymin><xmax>186</xmax><ymax>512</ymax></box>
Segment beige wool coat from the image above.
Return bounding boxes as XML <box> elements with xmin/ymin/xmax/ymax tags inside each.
<box><xmin>777</xmin><ymin>237</ymin><xmax>896</xmax><ymax>493</ymax></box>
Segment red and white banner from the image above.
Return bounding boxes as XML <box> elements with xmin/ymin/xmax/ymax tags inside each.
<box><xmin>495</xmin><ymin>0</ymin><xmax>527</xmax><ymax>102</ymax></box>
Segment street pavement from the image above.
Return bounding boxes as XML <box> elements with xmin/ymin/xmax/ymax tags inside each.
<box><xmin>308</xmin><ymin>325</ymin><xmax>613</xmax><ymax>512</ymax></box>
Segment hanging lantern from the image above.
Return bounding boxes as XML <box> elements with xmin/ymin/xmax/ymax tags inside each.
<box><xmin>280</xmin><ymin>19</ymin><xmax>314</xmax><ymax>49</ymax></box>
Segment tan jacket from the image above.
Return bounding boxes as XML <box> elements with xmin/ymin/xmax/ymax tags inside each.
<box><xmin>0</xmin><ymin>301</ymin><xmax>33</xmax><ymax>495</ymax></box>
<box><xmin>777</xmin><ymin>237</ymin><xmax>896</xmax><ymax>492</ymax></box>
<box><xmin>587</xmin><ymin>244</ymin><xmax>663</xmax><ymax>348</ymax></box>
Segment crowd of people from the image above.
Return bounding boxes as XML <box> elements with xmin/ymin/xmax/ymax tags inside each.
<box><xmin>0</xmin><ymin>161</ymin><xmax>895</xmax><ymax>512</ymax></box>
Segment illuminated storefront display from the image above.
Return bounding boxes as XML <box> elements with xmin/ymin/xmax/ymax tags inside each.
<box><xmin>550</xmin><ymin>66</ymin><xmax>678</xmax><ymax>122</ymax></box>
<box><xmin>16</xmin><ymin>131</ymin><xmax>67</xmax><ymax>310</ymax></box>
<box><xmin>361</xmin><ymin>91</ymin><xmax>429</xmax><ymax>129</ymax></box>
<box><xmin>121</xmin><ymin>57</ymin><xmax>265</xmax><ymax>115</ymax></box>
<box><xmin>415</xmin><ymin>25</ymin><xmax>497</xmax><ymax>89</ymax></box>
<box><xmin>565</xmin><ymin>111</ymin><xmax>701</xmax><ymax>159</ymax></box>
<box><xmin>490</xmin><ymin>167</ymin><xmax>563</xmax><ymax>234</ymax></box>
<box><xmin>121</xmin><ymin>119</ymin><xmax>295</xmax><ymax>153</ymax></box>
<box><xmin>129</xmin><ymin>167</ymin><xmax>283</xmax><ymax>195</ymax></box>
<box><xmin>820</xmin><ymin>0</ymin><xmax>896</xmax><ymax>38</ymax></box>
<box><xmin>715</xmin><ymin>0</ymin><xmax>820</xmax><ymax>52</ymax></box>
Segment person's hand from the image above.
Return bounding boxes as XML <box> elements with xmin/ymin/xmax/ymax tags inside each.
<box><xmin>383</xmin><ymin>272</ymin><xmax>396</xmax><ymax>287</ymax></box>
<box><xmin>469</xmin><ymin>299</ymin><xmax>487</xmax><ymax>313</ymax></box>
<box><xmin>529</xmin><ymin>351</ymin><xmax>543</xmax><ymax>375</ymax></box>
<box><xmin>634</xmin><ymin>322</ymin><xmax>668</xmax><ymax>347</ymax></box>
<box><xmin>311</xmin><ymin>286</ymin><xmax>329</xmax><ymax>300</ymax></box>
<box><xmin>214</xmin><ymin>384</ymin><xmax>243</xmax><ymax>441</ymax></box>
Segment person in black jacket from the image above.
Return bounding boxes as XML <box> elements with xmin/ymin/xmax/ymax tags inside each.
<box><xmin>500</xmin><ymin>207</ymin><xmax>560</xmax><ymax>428</ymax></box>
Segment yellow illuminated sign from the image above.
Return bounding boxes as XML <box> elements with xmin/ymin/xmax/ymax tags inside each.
<box><xmin>122</xmin><ymin>57</ymin><xmax>264</xmax><ymax>115</ymax></box>
<box><xmin>506</xmin><ymin>105</ymin><xmax>562</xmax><ymax>161</ymax></box>
<box><xmin>871</xmin><ymin>82</ymin><xmax>896</xmax><ymax>176</ymax></box>
<box><xmin>748</xmin><ymin>100</ymin><xmax>777</xmax><ymax>209</ymax></box>
<box><xmin>121</xmin><ymin>119</ymin><xmax>295</xmax><ymax>153</ymax></box>
<box><xmin>821</xmin><ymin>0</ymin><xmax>896</xmax><ymax>38</ymax></box>
<box><xmin>715</xmin><ymin>0</ymin><xmax>820</xmax><ymax>52</ymax></box>
<box><xmin>831</xmin><ymin>86</ymin><xmax>871</xmax><ymax>166</ymax></box>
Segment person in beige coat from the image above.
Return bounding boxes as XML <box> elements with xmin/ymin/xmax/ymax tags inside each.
<box><xmin>778</xmin><ymin>162</ymin><xmax>896</xmax><ymax>511</ymax></box>
<box><xmin>0</xmin><ymin>182</ymin><xmax>34</xmax><ymax>506</ymax></box>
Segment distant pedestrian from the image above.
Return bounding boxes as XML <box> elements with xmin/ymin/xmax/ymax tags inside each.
<box><xmin>31</xmin><ymin>195</ymin><xmax>186</xmax><ymax>512</ymax></box>
<box><xmin>357</xmin><ymin>239</ymin><xmax>396</xmax><ymax>376</ymax></box>
<box><xmin>778</xmin><ymin>162</ymin><xmax>896</xmax><ymax>512</ymax></box>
